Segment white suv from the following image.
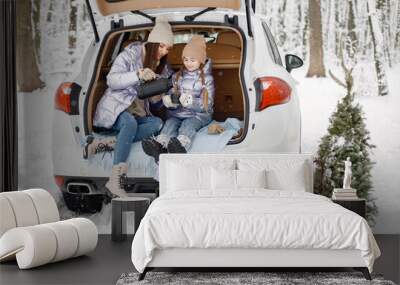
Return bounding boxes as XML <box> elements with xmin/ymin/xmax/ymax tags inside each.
<box><xmin>52</xmin><ymin>0</ymin><xmax>304</xmax><ymax>212</ymax></box>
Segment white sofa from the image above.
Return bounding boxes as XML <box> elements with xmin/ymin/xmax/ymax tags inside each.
<box><xmin>0</xmin><ymin>189</ymin><xmax>98</xmax><ymax>269</ymax></box>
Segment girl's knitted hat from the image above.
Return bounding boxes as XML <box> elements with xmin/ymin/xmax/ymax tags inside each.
<box><xmin>147</xmin><ymin>16</ymin><xmax>174</xmax><ymax>46</ymax></box>
<box><xmin>182</xmin><ymin>35</ymin><xmax>207</xmax><ymax>64</ymax></box>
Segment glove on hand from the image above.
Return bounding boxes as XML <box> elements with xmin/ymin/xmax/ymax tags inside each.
<box><xmin>138</xmin><ymin>68</ymin><xmax>156</xmax><ymax>81</ymax></box>
<box><xmin>179</xmin><ymin>93</ymin><xmax>193</xmax><ymax>107</ymax></box>
<box><xmin>162</xmin><ymin>95</ymin><xmax>179</xmax><ymax>108</ymax></box>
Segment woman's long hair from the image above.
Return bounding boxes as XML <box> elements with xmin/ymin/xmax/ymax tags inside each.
<box><xmin>174</xmin><ymin>63</ymin><xmax>209</xmax><ymax>111</ymax></box>
<box><xmin>143</xmin><ymin>42</ymin><xmax>167</xmax><ymax>74</ymax></box>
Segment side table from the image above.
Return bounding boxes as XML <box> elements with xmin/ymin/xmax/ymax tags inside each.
<box><xmin>111</xmin><ymin>197</ymin><xmax>150</xmax><ymax>242</ymax></box>
<box><xmin>332</xmin><ymin>198</ymin><xmax>366</xmax><ymax>218</ymax></box>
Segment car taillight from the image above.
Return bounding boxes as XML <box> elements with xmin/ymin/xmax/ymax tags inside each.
<box><xmin>255</xmin><ymin>77</ymin><xmax>291</xmax><ymax>111</ymax></box>
<box><xmin>54</xmin><ymin>175</ymin><xmax>65</xmax><ymax>188</ymax></box>
<box><xmin>54</xmin><ymin>82</ymin><xmax>81</xmax><ymax>115</ymax></box>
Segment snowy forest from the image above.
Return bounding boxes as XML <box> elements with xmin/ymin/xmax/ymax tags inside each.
<box><xmin>258</xmin><ymin>0</ymin><xmax>400</xmax><ymax>96</ymax></box>
<box><xmin>16</xmin><ymin>0</ymin><xmax>400</xmax><ymax>233</ymax></box>
<box><xmin>17</xmin><ymin>0</ymin><xmax>400</xmax><ymax>95</ymax></box>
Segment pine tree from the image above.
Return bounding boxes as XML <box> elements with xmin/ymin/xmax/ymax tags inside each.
<box><xmin>314</xmin><ymin>50</ymin><xmax>378</xmax><ymax>225</ymax></box>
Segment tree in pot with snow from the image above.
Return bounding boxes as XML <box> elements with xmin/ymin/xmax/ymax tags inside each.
<box><xmin>314</xmin><ymin>53</ymin><xmax>378</xmax><ymax>224</ymax></box>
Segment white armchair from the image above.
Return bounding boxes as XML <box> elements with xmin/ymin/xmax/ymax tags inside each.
<box><xmin>0</xmin><ymin>188</ymin><xmax>98</xmax><ymax>269</ymax></box>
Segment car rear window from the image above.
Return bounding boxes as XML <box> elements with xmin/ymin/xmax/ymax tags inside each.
<box><xmin>261</xmin><ymin>21</ymin><xmax>282</xmax><ymax>66</ymax></box>
<box><xmin>174</xmin><ymin>32</ymin><xmax>218</xmax><ymax>44</ymax></box>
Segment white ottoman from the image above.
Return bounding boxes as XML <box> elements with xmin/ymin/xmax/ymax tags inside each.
<box><xmin>0</xmin><ymin>189</ymin><xmax>98</xmax><ymax>269</ymax></box>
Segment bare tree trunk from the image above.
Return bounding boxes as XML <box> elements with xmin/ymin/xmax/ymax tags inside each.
<box><xmin>377</xmin><ymin>0</ymin><xmax>392</xmax><ymax>67</ymax></box>
<box><xmin>306</xmin><ymin>0</ymin><xmax>326</xmax><ymax>77</ymax></box>
<box><xmin>326</xmin><ymin>0</ymin><xmax>336</xmax><ymax>58</ymax></box>
<box><xmin>301</xmin><ymin>1</ymin><xmax>309</xmax><ymax>61</ymax></box>
<box><xmin>69</xmin><ymin>0</ymin><xmax>77</xmax><ymax>51</ymax></box>
<box><xmin>277</xmin><ymin>0</ymin><xmax>288</xmax><ymax>46</ymax></box>
<box><xmin>16</xmin><ymin>0</ymin><xmax>44</xmax><ymax>92</ymax></box>
<box><xmin>367</xmin><ymin>0</ymin><xmax>389</xmax><ymax>96</ymax></box>
<box><xmin>46</xmin><ymin>0</ymin><xmax>53</xmax><ymax>22</ymax></box>
<box><xmin>32</xmin><ymin>0</ymin><xmax>41</xmax><ymax>62</ymax></box>
<box><xmin>396</xmin><ymin>0</ymin><xmax>400</xmax><ymax>58</ymax></box>
<box><xmin>334</xmin><ymin>0</ymin><xmax>340</xmax><ymax>57</ymax></box>
<box><xmin>346</xmin><ymin>0</ymin><xmax>357</xmax><ymax>60</ymax></box>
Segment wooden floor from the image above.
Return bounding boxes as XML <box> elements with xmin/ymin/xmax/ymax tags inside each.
<box><xmin>0</xmin><ymin>235</ymin><xmax>399</xmax><ymax>285</ymax></box>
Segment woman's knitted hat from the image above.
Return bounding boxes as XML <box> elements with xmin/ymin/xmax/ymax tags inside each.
<box><xmin>182</xmin><ymin>35</ymin><xmax>207</xmax><ymax>64</ymax></box>
<box><xmin>147</xmin><ymin>16</ymin><xmax>174</xmax><ymax>46</ymax></box>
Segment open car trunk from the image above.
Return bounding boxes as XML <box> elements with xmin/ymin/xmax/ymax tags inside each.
<box><xmin>95</xmin><ymin>0</ymin><xmax>242</xmax><ymax>16</ymax></box>
<box><xmin>85</xmin><ymin>24</ymin><xmax>246</xmax><ymax>143</ymax></box>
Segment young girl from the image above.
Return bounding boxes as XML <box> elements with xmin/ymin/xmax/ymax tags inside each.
<box><xmin>142</xmin><ymin>35</ymin><xmax>214</xmax><ymax>162</ymax></box>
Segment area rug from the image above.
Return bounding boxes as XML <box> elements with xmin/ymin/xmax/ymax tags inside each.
<box><xmin>116</xmin><ymin>271</ymin><xmax>396</xmax><ymax>285</ymax></box>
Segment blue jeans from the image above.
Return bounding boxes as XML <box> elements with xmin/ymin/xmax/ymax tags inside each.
<box><xmin>160</xmin><ymin>117</ymin><xmax>204</xmax><ymax>143</ymax></box>
<box><xmin>111</xmin><ymin>111</ymin><xmax>163</xmax><ymax>165</ymax></box>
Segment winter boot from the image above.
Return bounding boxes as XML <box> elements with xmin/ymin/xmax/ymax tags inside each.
<box><xmin>142</xmin><ymin>135</ymin><xmax>168</xmax><ymax>163</ymax></box>
<box><xmin>83</xmin><ymin>136</ymin><xmax>116</xmax><ymax>159</ymax></box>
<box><xmin>105</xmin><ymin>163</ymin><xmax>128</xmax><ymax>198</ymax></box>
<box><xmin>167</xmin><ymin>135</ymin><xmax>191</xmax><ymax>153</ymax></box>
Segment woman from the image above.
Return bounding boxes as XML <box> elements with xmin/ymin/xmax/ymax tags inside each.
<box><xmin>89</xmin><ymin>16</ymin><xmax>174</xmax><ymax>197</ymax></box>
